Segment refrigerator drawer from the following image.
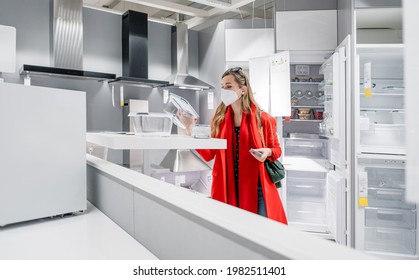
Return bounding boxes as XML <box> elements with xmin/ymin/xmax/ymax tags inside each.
<box><xmin>368</xmin><ymin>188</ymin><xmax>415</xmax><ymax>209</ymax></box>
<box><xmin>366</xmin><ymin>167</ymin><xmax>405</xmax><ymax>189</ymax></box>
<box><xmin>360</xmin><ymin>124</ymin><xmax>405</xmax><ymax>148</ymax></box>
<box><xmin>365</xmin><ymin>227</ymin><xmax>416</xmax><ymax>255</ymax></box>
<box><xmin>284</xmin><ymin>138</ymin><xmax>328</xmax><ymax>159</ymax></box>
<box><xmin>365</xmin><ymin>208</ymin><xmax>417</xmax><ymax>229</ymax></box>
<box><xmin>287</xmin><ymin>201</ymin><xmax>326</xmax><ymax>225</ymax></box>
<box><xmin>286</xmin><ymin>177</ymin><xmax>326</xmax><ymax>203</ymax></box>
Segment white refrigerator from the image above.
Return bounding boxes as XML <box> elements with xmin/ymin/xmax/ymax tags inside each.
<box><xmin>249</xmin><ymin>38</ymin><xmax>351</xmax><ymax>245</ymax></box>
<box><xmin>354</xmin><ymin>44</ymin><xmax>418</xmax><ymax>259</ymax></box>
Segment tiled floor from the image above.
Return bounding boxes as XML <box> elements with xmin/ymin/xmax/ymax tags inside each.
<box><xmin>0</xmin><ymin>202</ymin><xmax>157</xmax><ymax>260</ymax></box>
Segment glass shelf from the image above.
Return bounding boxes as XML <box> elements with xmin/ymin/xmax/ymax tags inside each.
<box><xmin>286</xmin><ymin>119</ymin><xmax>323</xmax><ymax>123</ymax></box>
<box><xmin>360</xmin><ymin>108</ymin><xmax>405</xmax><ymax>111</ymax></box>
<box><xmin>360</xmin><ymin>92</ymin><xmax>404</xmax><ymax>96</ymax></box>
<box><xmin>291</xmin><ymin>82</ymin><xmax>321</xmax><ymax>85</ymax></box>
<box><xmin>292</xmin><ymin>105</ymin><xmax>324</xmax><ymax>109</ymax></box>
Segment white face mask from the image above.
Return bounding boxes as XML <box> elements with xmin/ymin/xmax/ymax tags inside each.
<box><xmin>220</xmin><ymin>88</ymin><xmax>240</xmax><ymax>106</ymax></box>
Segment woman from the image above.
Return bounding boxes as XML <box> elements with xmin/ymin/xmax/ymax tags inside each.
<box><xmin>196</xmin><ymin>67</ymin><xmax>287</xmax><ymax>224</ymax></box>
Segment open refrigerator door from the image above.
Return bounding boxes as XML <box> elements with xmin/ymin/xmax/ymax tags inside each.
<box><xmin>266</xmin><ymin>37</ymin><xmax>351</xmax><ymax>243</ymax></box>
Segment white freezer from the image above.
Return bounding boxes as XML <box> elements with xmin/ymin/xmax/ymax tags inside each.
<box><xmin>355</xmin><ymin>155</ymin><xmax>418</xmax><ymax>259</ymax></box>
<box><xmin>0</xmin><ymin>83</ymin><xmax>86</xmax><ymax>226</ymax></box>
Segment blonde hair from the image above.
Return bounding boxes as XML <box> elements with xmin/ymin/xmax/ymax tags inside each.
<box><xmin>212</xmin><ymin>68</ymin><xmax>261</xmax><ymax>137</ymax></box>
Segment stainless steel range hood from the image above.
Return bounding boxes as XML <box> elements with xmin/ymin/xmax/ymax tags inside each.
<box><xmin>166</xmin><ymin>22</ymin><xmax>213</xmax><ymax>91</ymax></box>
<box><xmin>20</xmin><ymin>0</ymin><xmax>115</xmax><ymax>82</ymax></box>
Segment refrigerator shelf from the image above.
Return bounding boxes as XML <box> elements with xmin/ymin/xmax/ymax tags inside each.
<box><xmin>291</xmin><ymin>81</ymin><xmax>321</xmax><ymax>85</ymax></box>
<box><xmin>287</xmin><ymin>119</ymin><xmax>323</xmax><ymax>123</ymax></box>
<box><xmin>359</xmin><ymin>77</ymin><xmax>404</xmax><ymax>81</ymax></box>
<box><xmin>291</xmin><ymin>105</ymin><xmax>324</xmax><ymax>109</ymax></box>
<box><xmin>287</xmin><ymin>222</ymin><xmax>330</xmax><ymax>236</ymax></box>
<box><xmin>356</xmin><ymin>43</ymin><xmax>404</xmax><ymax>54</ymax></box>
<box><xmin>359</xmin><ymin>92</ymin><xmax>404</xmax><ymax>96</ymax></box>
<box><xmin>360</xmin><ymin>146</ymin><xmax>406</xmax><ymax>155</ymax></box>
<box><xmin>360</xmin><ymin>108</ymin><xmax>405</xmax><ymax>112</ymax></box>
<box><xmin>284</xmin><ymin>158</ymin><xmax>329</xmax><ymax>173</ymax></box>
<box><xmin>361</xmin><ymin>108</ymin><xmax>405</xmax><ymax>111</ymax></box>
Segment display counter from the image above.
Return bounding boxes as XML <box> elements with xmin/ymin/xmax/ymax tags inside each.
<box><xmin>86</xmin><ymin>132</ymin><xmax>226</xmax><ymax>150</ymax></box>
<box><xmin>86</xmin><ymin>154</ymin><xmax>375</xmax><ymax>259</ymax></box>
<box><xmin>86</xmin><ymin>132</ymin><xmax>226</xmax><ymax>175</ymax></box>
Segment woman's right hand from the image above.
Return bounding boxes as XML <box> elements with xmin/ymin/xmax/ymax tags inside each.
<box><xmin>250</xmin><ymin>148</ymin><xmax>272</xmax><ymax>162</ymax></box>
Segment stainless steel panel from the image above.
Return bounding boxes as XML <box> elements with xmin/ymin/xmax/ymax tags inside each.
<box><xmin>53</xmin><ymin>0</ymin><xmax>83</xmax><ymax>69</ymax></box>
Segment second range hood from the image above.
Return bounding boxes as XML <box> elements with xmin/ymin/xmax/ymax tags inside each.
<box><xmin>110</xmin><ymin>10</ymin><xmax>168</xmax><ymax>88</ymax></box>
<box><xmin>166</xmin><ymin>22</ymin><xmax>213</xmax><ymax>91</ymax></box>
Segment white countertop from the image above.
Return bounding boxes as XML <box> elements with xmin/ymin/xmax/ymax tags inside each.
<box><xmin>86</xmin><ymin>132</ymin><xmax>226</xmax><ymax>150</ymax></box>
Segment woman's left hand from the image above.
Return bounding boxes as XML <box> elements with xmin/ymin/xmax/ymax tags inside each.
<box><xmin>250</xmin><ymin>148</ymin><xmax>272</xmax><ymax>162</ymax></box>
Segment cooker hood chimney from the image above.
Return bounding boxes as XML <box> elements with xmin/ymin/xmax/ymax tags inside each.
<box><xmin>109</xmin><ymin>10</ymin><xmax>169</xmax><ymax>88</ymax></box>
<box><xmin>20</xmin><ymin>0</ymin><xmax>115</xmax><ymax>81</ymax></box>
<box><xmin>167</xmin><ymin>22</ymin><xmax>213</xmax><ymax>91</ymax></box>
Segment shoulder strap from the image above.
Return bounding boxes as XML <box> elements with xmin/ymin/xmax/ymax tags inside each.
<box><xmin>257</xmin><ymin>110</ymin><xmax>266</xmax><ymax>147</ymax></box>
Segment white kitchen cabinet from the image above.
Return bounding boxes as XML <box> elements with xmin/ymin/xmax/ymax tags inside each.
<box><xmin>275</xmin><ymin>10</ymin><xmax>337</xmax><ymax>52</ymax></box>
<box><xmin>225</xmin><ymin>28</ymin><xmax>274</xmax><ymax>62</ymax></box>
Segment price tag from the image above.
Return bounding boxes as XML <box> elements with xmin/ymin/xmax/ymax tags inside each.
<box><xmin>358</xmin><ymin>171</ymin><xmax>369</xmax><ymax>207</ymax></box>
<box><xmin>119</xmin><ymin>85</ymin><xmax>124</xmax><ymax>107</ymax></box>
<box><xmin>363</xmin><ymin>62</ymin><xmax>372</xmax><ymax>97</ymax></box>
<box><xmin>208</xmin><ymin>91</ymin><xmax>214</xmax><ymax>110</ymax></box>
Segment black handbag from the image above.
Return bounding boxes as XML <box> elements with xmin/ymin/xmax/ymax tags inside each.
<box><xmin>264</xmin><ymin>159</ymin><xmax>285</xmax><ymax>188</ymax></box>
<box><xmin>258</xmin><ymin>111</ymin><xmax>285</xmax><ymax>188</ymax></box>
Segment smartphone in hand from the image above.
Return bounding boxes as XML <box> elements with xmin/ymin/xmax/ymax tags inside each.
<box><xmin>250</xmin><ymin>148</ymin><xmax>263</xmax><ymax>157</ymax></box>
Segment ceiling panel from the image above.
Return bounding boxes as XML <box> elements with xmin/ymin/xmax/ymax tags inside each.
<box><xmin>83</xmin><ymin>0</ymin><xmax>275</xmax><ymax>30</ymax></box>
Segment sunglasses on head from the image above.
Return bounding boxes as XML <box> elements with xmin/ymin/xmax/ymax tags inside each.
<box><xmin>227</xmin><ymin>67</ymin><xmax>242</xmax><ymax>73</ymax></box>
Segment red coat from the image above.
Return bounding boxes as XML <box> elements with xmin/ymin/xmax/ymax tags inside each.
<box><xmin>197</xmin><ymin>105</ymin><xmax>287</xmax><ymax>224</ymax></box>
